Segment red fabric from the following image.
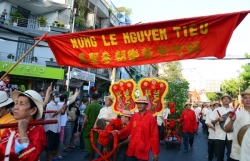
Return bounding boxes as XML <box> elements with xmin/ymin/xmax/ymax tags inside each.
<box><xmin>179</xmin><ymin>109</ymin><xmax>198</xmax><ymax>133</ymax></box>
<box><xmin>119</xmin><ymin>111</ymin><xmax>160</xmax><ymax>160</ymax></box>
<box><xmin>40</xmin><ymin>11</ymin><xmax>249</xmax><ymax>69</ymax></box>
<box><xmin>0</xmin><ymin>124</ymin><xmax>46</xmax><ymax>161</ymax></box>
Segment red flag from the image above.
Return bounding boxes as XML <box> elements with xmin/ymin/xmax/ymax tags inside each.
<box><xmin>41</xmin><ymin>11</ymin><xmax>249</xmax><ymax>68</ymax></box>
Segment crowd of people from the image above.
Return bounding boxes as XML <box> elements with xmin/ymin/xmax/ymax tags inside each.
<box><xmin>1</xmin><ymin>81</ymin><xmax>250</xmax><ymax>161</ymax></box>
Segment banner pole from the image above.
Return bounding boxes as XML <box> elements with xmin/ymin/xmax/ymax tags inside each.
<box><xmin>0</xmin><ymin>32</ymin><xmax>48</xmax><ymax>81</ymax></box>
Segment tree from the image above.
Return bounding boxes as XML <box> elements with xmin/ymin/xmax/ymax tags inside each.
<box><xmin>159</xmin><ymin>62</ymin><xmax>189</xmax><ymax>118</ymax></box>
<box><xmin>206</xmin><ymin>92</ymin><xmax>221</xmax><ymax>101</ymax></box>
<box><xmin>74</xmin><ymin>0</ymin><xmax>87</xmax><ymax>31</ymax></box>
<box><xmin>240</xmin><ymin>53</ymin><xmax>250</xmax><ymax>90</ymax></box>
<box><xmin>165</xmin><ymin>80</ymin><xmax>189</xmax><ymax>118</ymax></box>
<box><xmin>221</xmin><ymin>78</ymin><xmax>244</xmax><ymax>99</ymax></box>
<box><xmin>117</xmin><ymin>7</ymin><xmax>133</xmax><ymax>16</ymax></box>
<box><xmin>159</xmin><ymin>62</ymin><xmax>185</xmax><ymax>82</ymax></box>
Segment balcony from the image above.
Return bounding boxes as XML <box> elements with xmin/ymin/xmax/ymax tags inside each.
<box><xmin>0</xmin><ymin>52</ymin><xmax>57</xmax><ymax>67</ymax></box>
<box><xmin>0</xmin><ymin>15</ymin><xmax>69</xmax><ymax>36</ymax></box>
<box><xmin>7</xmin><ymin>0</ymin><xmax>70</xmax><ymax>15</ymax></box>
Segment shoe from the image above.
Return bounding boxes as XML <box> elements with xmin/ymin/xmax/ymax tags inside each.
<box><xmin>84</xmin><ymin>153</ymin><xmax>90</xmax><ymax>159</ymax></box>
<box><xmin>183</xmin><ymin>149</ymin><xmax>188</xmax><ymax>153</ymax></box>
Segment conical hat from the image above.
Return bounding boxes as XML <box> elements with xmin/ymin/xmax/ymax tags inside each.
<box><xmin>240</xmin><ymin>87</ymin><xmax>250</xmax><ymax>96</ymax></box>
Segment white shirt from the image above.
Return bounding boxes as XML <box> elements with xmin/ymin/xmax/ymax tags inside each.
<box><xmin>157</xmin><ymin>108</ymin><xmax>170</xmax><ymax>126</ymax></box>
<box><xmin>225</xmin><ymin>110</ymin><xmax>250</xmax><ymax>160</ymax></box>
<box><xmin>210</xmin><ymin>106</ymin><xmax>234</xmax><ymax>140</ymax></box>
<box><xmin>58</xmin><ymin>101</ymin><xmax>70</xmax><ymax>126</ymax></box>
<box><xmin>194</xmin><ymin>107</ymin><xmax>201</xmax><ymax>121</ymax></box>
<box><xmin>97</xmin><ymin>106</ymin><xmax>117</xmax><ymax>122</ymax></box>
<box><xmin>202</xmin><ymin>108</ymin><xmax>209</xmax><ymax>120</ymax></box>
<box><xmin>241</xmin><ymin>127</ymin><xmax>250</xmax><ymax>161</ymax></box>
<box><xmin>206</xmin><ymin>110</ymin><xmax>215</xmax><ymax>139</ymax></box>
<box><xmin>44</xmin><ymin>101</ymin><xmax>61</xmax><ymax>133</ymax></box>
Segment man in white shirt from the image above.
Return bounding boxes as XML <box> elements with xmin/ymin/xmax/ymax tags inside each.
<box><xmin>157</xmin><ymin>101</ymin><xmax>170</xmax><ymax>143</ymax></box>
<box><xmin>224</xmin><ymin>87</ymin><xmax>250</xmax><ymax>161</ymax></box>
<box><xmin>202</xmin><ymin>103</ymin><xmax>209</xmax><ymax>135</ymax></box>
<box><xmin>94</xmin><ymin>95</ymin><xmax>117</xmax><ymax>128</ymax></box>
<box><xmin>211</xmin><ymin>94</ymin><xmax>234</xmax><ymax>161</ymax></box>
<box><xmin>206</xmin><ymin>101</ymin><xmax>221</xmax><ymax>161</ymax></box>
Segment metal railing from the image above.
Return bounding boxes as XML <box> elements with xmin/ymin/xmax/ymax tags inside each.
<box><xmin>1</xmin><ymin>15</ymin><xmax>68</xmax><ymax>31</ymax></box>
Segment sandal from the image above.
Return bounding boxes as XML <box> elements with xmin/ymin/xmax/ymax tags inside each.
<box><xmin>63</xmin><ymin>148</ymin><xmax>71</xmax><ymax>152</ymax></box>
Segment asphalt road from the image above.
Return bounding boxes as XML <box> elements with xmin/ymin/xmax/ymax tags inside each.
<box><xmin>40</xmin><ymin>124</ymin><xmax>214</xmax><ymax>161</ymax></box>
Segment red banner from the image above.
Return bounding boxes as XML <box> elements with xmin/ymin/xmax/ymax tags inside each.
<box><xmin>42</xmin><ymin>11</ymin><xmax>249</xmax><ymax>68</ymax></box>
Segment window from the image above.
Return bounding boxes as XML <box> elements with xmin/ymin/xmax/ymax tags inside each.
<box><xmin>16</xmin><ymin>37</ymin><xmax>35</xmax><ymax>63</ymax></box>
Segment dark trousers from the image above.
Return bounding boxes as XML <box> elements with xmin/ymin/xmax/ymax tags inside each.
<box><xmin>79</xmin><ymin>124</ymin><xmax>84</xmax><ymax>149</ymax></box>
<box><xmin>228</xmin><ymin>158</ymin><xmax>239</xmax><ymax>161</ymax></box>
<box><xmin>158</xmin><ymin>123</ymin><xmax>164</xmax><ymax>141</ymax></box>
<box><xmin>182</xmin><ymin>132</ymin><xmax>194</xmax><ymax>150</ymax></box>
<box><xmin>208</xmin><ymin>139</ymin><xmax>215</xmax><ymax>161</ymax></box>
<box><xmin>215</xmin><ymin>137</ymin><xmax>232</xmax><ymax>161</ymax></box>
<box><xmin>126</xmin><ymin>156</ymin><xmax>147</xmax><ymax>161</ymax></box>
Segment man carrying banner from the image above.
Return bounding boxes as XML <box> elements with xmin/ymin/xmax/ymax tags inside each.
<box><xmin>116</xmin><ymin>96</ymin><xmax>160</xmax><ymax>161</ymax></box>
<box><xmin>224</xmin><ymin>87</ymin><xmax>250</xmax><ymax>161</ymax></box>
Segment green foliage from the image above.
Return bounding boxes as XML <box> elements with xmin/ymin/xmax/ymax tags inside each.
<box><xmin>117</xmin><ymin>6</ymin><xmax>133</xmax><ymax>15</ymax></box>
<box><xmin>7</xmin><ymin>54</ymin><xmax>14</xmax><ymax>59</ymax></box>
<box><xmin>221</xmin><ymin>78</ymin><xmax>243</xmax><ymax>98</ymax></box>
<box><xmin>74</xmin><ymin>0</ymin><xmax>87</xmax><ymax>31</ymax></box>
<box><xmin>165</xmin><ymin>81</ymin><xmax>189</xmax><ymax>118</ymax></box>
<box><xmin>37</xmin><ymin>16</ymin><xmax>47</xmax><ymax>27</ymax></box>
<box><xmin>240</xmin><ymin>53</ymin><xmax>250</xmax><ymax>90</ymax></box>
<box><xmin>159</xmin><ymin>62</ymin><xmax>189</xmax><ymax>118</ymax></box>
<box><xmin>10</xmin><ymin>11</ymin><xmax>24</xmax><ymax>22</ymax></box>
<box><xmin>206</xmin><ymin>92</ymin><xmax>221</xmax><ymax>101</ymax></box>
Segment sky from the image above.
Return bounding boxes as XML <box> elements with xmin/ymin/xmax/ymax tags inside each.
<box><xmin>111</xmin><ymin>0</ymin><xmax>250</xmax><ymax>83</ymax></box>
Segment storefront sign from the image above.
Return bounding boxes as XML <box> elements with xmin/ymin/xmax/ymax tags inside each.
<box><xmin>71</xmin><ymin>68</ymin><xmax>95</xmax><ymax>82</ymax></box>
<box><xmin>0</xmin><ymin>62</ymin><xmax>64</xmax><ymax>80</ymax></box>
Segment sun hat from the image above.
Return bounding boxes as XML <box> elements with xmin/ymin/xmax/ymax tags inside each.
<box><xmin>121</xmin><ymin>110</ymin><xmax>132</xmax><ymax>117</ymax></box>
<box><xmin>240</xmin><ymin>87</ymin><xmax>250</xmax><ymax>96</ymax></box>
<box><xmin>11</xmin><ymin>90</ymin><xmax>43</xmax><ymax>120</ymax></box>
<box><xmin>185</xmin><ymin>102</ymin><xmax>192</xmax><ymax>106</ymax></box>
<box><xmin>220</xmin><ymin>94</ymin><xmax>232</xmax><ymax>101</ymax></box>
<box><xmin>0</xmin><ymin>91</ymin><xmax>13</xmax><ymax>108</ymax></box>
<box><xmin>135</xmin><ymin>96</ymin><xmax>148</xmax><ymax>104</ymax></box>
<box><xmin>104</xmin><ymin>95</ymin><xmax>114</xmax><ymax>102</ymax></box>
<box><xmin>213</xmin><ymin>101</ymin><xmax>221</xmax><ymax>106</ymax></box>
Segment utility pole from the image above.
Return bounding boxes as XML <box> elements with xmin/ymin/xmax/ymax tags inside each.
<box><xmin>66</xmin><ymin>8</ymin><xmax>76</xmax><ymax>91</ymax></box>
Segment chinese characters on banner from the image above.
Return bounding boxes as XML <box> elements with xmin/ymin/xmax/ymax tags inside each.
<box><xmin>41</xmin><ymin>11</ymin><xmax>250</xmax><ymax>68</ymax></box>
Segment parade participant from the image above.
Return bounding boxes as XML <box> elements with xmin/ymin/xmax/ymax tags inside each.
<box><xmin>179</xmin><ymin>102</ymin><xmax>198</xmax><ymax>153</ymax></box>
<box><xmin>44</xmin><ymin>91</ymin><xmax>67</xmax><ymax>161</ymax></box>
<box><xmin>240</xmin><ymin>127</ymin><xmax>250</xmax><ymax>161</ymax></box>
<box><xmin>192</xmin><ymin>103</ymin><xmax>200</xmax><ymax>135</ymax></box>
<box><xmin>0</xmin><ymin>91</ymin><xmax>15</xmax><ymax>140</ymax></box>
<box><xmin>202</xmin><ymin>103</ymin><xmax>209</xmax><ymax>135</ymax></box>
<box><xmin>0</xmin><ymin>90</ymin><xmax>46</xmax><ymax>160</ymax></box>
<box><xmin>117</xmin><ymin>110</ymin><xmax>132</xmax><ymax>161</ymax></box>
<box><xmin>224</xmin><ymin>87</ymin><xmax>250</xmax><ymax>161</ymax></box>
<box><xmin>157</xmin><ymin>100</ymin><xmax>170</xmax><ymax>144</ymax></box>
<box><xmin>206</xmin><ymin>101</ymin><xmax>221</xmax><ymax>161</ymax></box>
<box><xmin>94</xmin><ymin>95</ymin><xmax>117</xmax><ymax>128</ymax></box>
<box><xmin>116</xmin><ymin>96</ymin><xmax>160</xmax><ymax>161</ymax></box>
<box><xmin>82</xmin><ymin>93</ymin><xmax>102</xmax><ymax>159</ymax></box>
<box><xmin>211</xmin><ymin>94</ymin><xmax>233</xmax><ymax>161</ymax></box>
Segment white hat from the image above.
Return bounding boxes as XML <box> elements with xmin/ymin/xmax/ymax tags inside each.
<box><xmin>11</xmin><ymin>90</ymin><xmax>43</xmax><ymax>120</ymax></box>
<box><xmin>104</xmin><ymin>95</ymin><xmax>114</xmax><ymax>102</ymax></box>
<box><xmin>121</xmin><ymin>110</ymin><xmax>132</xmax><ymax>117</ymax></box>
<box><xmin>0</xmin><ymin>91</ymin><xmax>13</xmax><ymax>108</ymax></box>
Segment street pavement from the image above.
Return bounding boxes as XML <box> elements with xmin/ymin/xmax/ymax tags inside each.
<box><xmin>40</xmin><ymin>124</ymin><xmax>214</xmax><ymax>161</ymax></box>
